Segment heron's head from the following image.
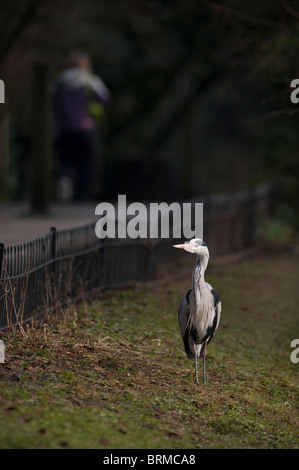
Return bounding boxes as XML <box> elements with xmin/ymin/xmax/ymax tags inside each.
<box><xmin>173</xmin><ymin>238</ymin><xmax>209</xmax><ymax>256</ymax></box>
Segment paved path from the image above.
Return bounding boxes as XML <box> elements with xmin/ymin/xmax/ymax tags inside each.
<box><xmin>0</xmin><ymin>202</ymin><xmax>99</xmax><ymax>246</ymax></box>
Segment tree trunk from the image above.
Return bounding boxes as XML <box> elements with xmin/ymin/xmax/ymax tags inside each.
<box><xmin>30</xmin><ymin>61</ymin><xmax>51</xmax><ymax>213</ymax></box>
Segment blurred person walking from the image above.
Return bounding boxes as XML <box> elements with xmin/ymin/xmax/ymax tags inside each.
<box><xmin>52</xmin><ymin>51</ymin><xmax>110</xmax><ymax>201</ymax></box>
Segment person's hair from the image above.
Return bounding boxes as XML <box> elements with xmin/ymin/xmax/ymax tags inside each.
<box><xmin>63</xmin><ymin>51</ymin><xmax>92</xmax><ymax>72</ymax></box>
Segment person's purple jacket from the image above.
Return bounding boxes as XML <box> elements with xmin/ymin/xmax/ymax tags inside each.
<box><xmin>53</xmin><ymin>67</ymin><xmax>111</xmax><ymax>138</ymax></box>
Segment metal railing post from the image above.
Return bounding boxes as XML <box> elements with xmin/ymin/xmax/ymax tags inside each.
<box><xmin>50</xmin><ymin>227</ymin><xmax>57</xmax><ymax>309</ymax></box>
<box><xmin>50</xmin><ymin>227</ymin><xmax>57</xmax><ymax>270</ymax></box>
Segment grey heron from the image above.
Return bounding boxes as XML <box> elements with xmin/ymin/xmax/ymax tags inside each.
<box><xmin>173</xmin><ymin>239</ymin><xmax>221</xmax><ymax>384</ymax></box>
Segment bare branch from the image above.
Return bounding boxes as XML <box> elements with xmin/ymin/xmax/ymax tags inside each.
<box><xmin>0</xmin><ymin>0</ymin><xmax>40</xmax><ymax>67</ymax></box>
<box><xmin>200</xmin><ymin>0</ymin><xmax>283</xmax><ymax>31</ymax></box>
<box><xmin>280</xmin><ymin>0</ymin><xmax>299</xmax><ymax>20</ymax></box>
<box><xmin>248</xmin><ymin>107</ymin><xmax>299</xmax><ymax>124</ymax></box>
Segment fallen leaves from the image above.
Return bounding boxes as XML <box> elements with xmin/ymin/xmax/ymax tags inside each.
<box><xmin>27</xmin><ymin>366</ymin><xmax>40</xmax><ymax>373</ymax></box>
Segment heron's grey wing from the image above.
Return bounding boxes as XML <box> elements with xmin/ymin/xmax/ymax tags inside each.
<box><xmin>178</xmin><ymin>288</ymin><xmax>191</xmax><ymax>334</ymax></box>
<box><xmin>178</xmin><ymin>288</ymin><xmax>194</xmax><ymax>359</ymax></box>
<box><xmin>204</xmin><ymin>283</ymin><xmax>221</xmax><ymax>346</ymax></box>
<box><xmin>205</xmin><ymin>282</ymin><xmax>221</xmax><ymax>315</ymax></box>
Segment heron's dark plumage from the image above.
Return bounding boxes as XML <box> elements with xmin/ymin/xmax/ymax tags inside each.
<box><xmin>185</xmin><ymin>288</ymin><xmax>192</xmax><ymax>305</ymax></box>
<box><xmin>211</xmin><ymin>288</ymin><xmax>220</xmax><ymax>306</ymax></box>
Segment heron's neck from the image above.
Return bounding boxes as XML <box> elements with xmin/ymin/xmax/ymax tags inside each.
<box><xmin>193</xmin><ymin>256</ymin><xmax>207</xmax><ymax>283</ymax></box>
<box><xmin>189</xmin><ymin>254</ymin><xmax>213</xmax><ymax>324</ymax></box>
<box><xmin>192</xmin><ymin>256</ymin><xmax>208</xmax><ymax>305</ymax></box>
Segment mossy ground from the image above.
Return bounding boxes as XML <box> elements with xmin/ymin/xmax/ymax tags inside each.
<box><xmin>0</xmin><ymin>249</ymin><xmax>298</xmax><ymax>449</ymax></box>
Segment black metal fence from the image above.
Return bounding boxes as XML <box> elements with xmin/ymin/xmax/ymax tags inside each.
<box><xmin>0</xmin><ymin>182</ymin><xmax>277</xmax><ymax>330</ymax></box>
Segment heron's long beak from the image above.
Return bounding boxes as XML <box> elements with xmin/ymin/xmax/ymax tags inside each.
<box><xmin>173</xmin><ymin>243</ymin><xmax>193</xmax><ymax>250</ymax></box>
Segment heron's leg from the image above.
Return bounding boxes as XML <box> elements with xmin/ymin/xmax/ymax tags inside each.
<box><xmin>202</xmin><ymin>341</ymin><xmax>207</xmax><ymax>384</ymax></box>
<box><xmin>193</xmin><ymin>342</ymin><xmax>198</xmax><ymax>385</ymax></box>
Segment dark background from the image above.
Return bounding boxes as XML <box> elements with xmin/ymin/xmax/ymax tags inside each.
<box><xmin>0</xmin><ymin>0</ymin><xmax>298</xmax><ymax>234</ymax></box>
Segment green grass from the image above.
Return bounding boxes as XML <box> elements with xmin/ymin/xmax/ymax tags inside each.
<box><xmin>0</xmin><ymin>250</ymin><xmax>298</xmax><ymax>449</ymax></box>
